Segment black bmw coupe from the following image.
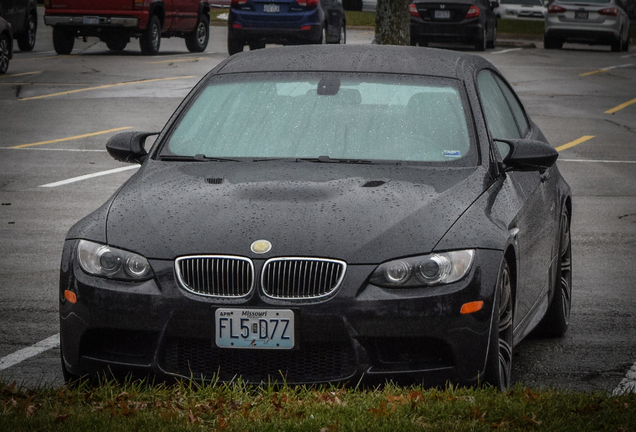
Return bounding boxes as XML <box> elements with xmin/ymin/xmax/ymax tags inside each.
<box><xmin>59</xmin><ymin>45</ymin><xmax>572</xmax><ymax>390</ymax></box>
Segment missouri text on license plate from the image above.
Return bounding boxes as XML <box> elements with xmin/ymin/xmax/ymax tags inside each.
<box><xmin>215</xmin><ymin>309</ymin><xmax>294</xmax><ymax>349</ymax></box>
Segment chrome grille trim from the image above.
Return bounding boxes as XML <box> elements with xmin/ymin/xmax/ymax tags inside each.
<box><xmin>175</xmin><ymin>255</ymin><xmax>254</xmax><ymax>298</ymax></box>
<box><xmin>261</xmin><ymin>257</ymin><xmax>347</xmax><ymax>299</ymax></box>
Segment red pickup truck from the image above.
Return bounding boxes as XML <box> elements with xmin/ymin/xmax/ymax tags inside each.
<box><xmin>44</xmin><ymin>0</ymin><xmax>211</xmax><ymax>55</ymax></box>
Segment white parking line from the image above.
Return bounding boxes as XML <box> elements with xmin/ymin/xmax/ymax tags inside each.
<box><xmin>559</xmin><ymin>159</ymin><xmax>636</xmax><ymax>164</ymax></box>
<box><xmin>39</xmin><ymin>165</ymin><xmax>139</xmax><ymax>188</ymax></box>
<box><xmin>492</xmin><ymin>48</ymin><xmax>523</xmax><ymax>55</ymax></box>
<box><xmin>613</xmin><ymin>362</ymin><xmax>636</xmax><ymax>395</ymax></box>
<box><xmin>0</xmin><ymin>334</ymin><xmax>60</xmax><ymax>371</ymax></box>
<box><xmin>2</xmin><ymin>147</ymin><xmax>107</xmax><ymax>152</ymax></box>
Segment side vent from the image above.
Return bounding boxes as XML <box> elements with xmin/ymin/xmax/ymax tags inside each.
<box><xmin>362</xmin><ymin>180</ymin><xmax>386</xmax><ymax>188</ymax></box>
<box><xmin>205</xmin><ymin>177</ymin><xmax>224</xmax><ymax>185</ymax></box>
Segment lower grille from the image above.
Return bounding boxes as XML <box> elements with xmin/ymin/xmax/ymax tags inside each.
<box><xmin>160</xmin><ymin>338</ymin><xmax>357</xmax><ymax>383</ymax></box>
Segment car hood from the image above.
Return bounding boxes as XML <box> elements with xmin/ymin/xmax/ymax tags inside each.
<box><xmin>100</xmin><ymin>160</ymin><xmax>488</xmax><ymax>263</ymax></box>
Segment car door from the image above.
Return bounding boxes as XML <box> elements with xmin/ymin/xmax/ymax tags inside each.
<box><xmin>476</xmin><ymin>69</ymin><xmax>558</xmax><ymax>331</ymax></box>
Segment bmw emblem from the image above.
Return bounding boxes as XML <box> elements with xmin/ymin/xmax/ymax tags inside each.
<box><xmin>250</xmin><ymin>240</ymin><xmax>272</xmax><ymax>254</ymax></box>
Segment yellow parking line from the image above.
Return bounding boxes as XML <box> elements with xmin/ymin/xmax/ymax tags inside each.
<box><xmin>8</xmin><ymin>127</ymin><xmax>133</xmax><ymax>149</ymax></box>
<box><xmin>555</xmin><ymin>136</ymin><xmax>595</xmax><ymax>152</ymax></box>
<box><xmin>605</xmin><ymin>98</ymin><xmax>636</xmax><ymax>114</ymax></box>
<box><xmin>579</xmin><ymin>63</ymin><xmax>634</xmax><ymax>76</ymax></box>
<box><xmin>20</xmin><ymin>76</ymin><xmax>196</xmax><ymax>101</ymax></box>
<box><xmin>148</xmin><ymin>58</ymin><xmax>206</xmax><ymax>64</ymax></box>
<box><xmin>0</xmin><ymin>71</ymin><xmax>42</xmax><ymax>79</ymax></box>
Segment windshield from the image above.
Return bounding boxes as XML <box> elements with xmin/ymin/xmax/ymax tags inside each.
<box><xmin>160</xmin><ymin>73</ymin><xmax>476</xmax><ymax>165</ymax></box>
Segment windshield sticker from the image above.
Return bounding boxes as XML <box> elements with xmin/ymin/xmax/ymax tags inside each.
<box><xmin>443</xmin><ymin>150</ymin><xmax>462</xmax><ymax>158</ymax></box>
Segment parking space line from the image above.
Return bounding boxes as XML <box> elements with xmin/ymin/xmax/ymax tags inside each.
<box><xmin>3</xmin><ymin>147</ymin><xmax>107</xmax><ymax>152</ymax></box>
<box><xmin>491</xmin><ymin>48</ymin><xmax>523</xmax><ymax>55</ymax></box>
<box><xmin>579</xmin><ymin>63</ymin><xmax>633</xmax><ymax>76</ymax></box>
<box><xmin>613</xmin><ymin>362</ymin><xmax>636</xmax><ymax>395</ymax></box>
<box><xmin>605</xmin><ymin>98</ymin><xmax>636</xmax><ymax>114</ymax></box>
<box><xmin>20</xmin><ymin>76</ymin><xmax>196</xmax><ymax>101</ymax></box>
<box><xmin>555</xmin><ymin>135</ymin><xmax>595</xmax><ymax>152</ymax></box>
<box><xmin>148</xmin><ymin>58</ymin><xmax>206</xmax><ymax>64</ymax></box>
<box><xmin>0</xmin><ymin>334</ymin><xmax>60</xmax><ymax>372</ymax></box>
<box><xmin>40</xmin><ymin>166</ymin><xmax>139</xmax><ymax>188</ymax></box>
<box><xmin>8</xmin><ymin>127</ymin><xmax>132</xmax><ymax>149</ymax></box>
<box><xmin>559</xmin><ymin>159</ymin><xmax>636</xmax><ymax>164</ymax></box>
<box><xmin>0</xmin><ymin>71</ymin><xmax>42</xmax><ymax>79</ymax></box>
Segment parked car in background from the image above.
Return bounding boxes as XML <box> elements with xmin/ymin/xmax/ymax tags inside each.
<box><xmin>544</xmin><ymin>0</ymin><xmax>630</xmax><ymax>51</ymax></box>
<box><xmin>58</xmin><ymin>45</ymin><xmax>572</xmax><ymax>391</ymax></box>
<box><xmin>0</xmin><ymin>16</ymin><xmax>12</xmax><ymax>74</ymax></box>
<box><xmin>227</xmin><ymin>0</ymin><xmax>346</xmax><ymax>55</ymax></box>
<box><xmin>495</xmin><ymin>0</ymin><xmax>547</xmax><ymax>20</ymax></box>
<box><xmin>410</xmin><ymin>0</ymin><xmax>499</xmax><ymax>50</ymax></box>
<box><xmin>43</xmin><ymin>0</ymin><xmax>211</xmax><ymax>55</ymax></box>
<box><xmin>0</xmin><ymin>0</ymin><xmax>37</xmax><ymax>51</ymax></box>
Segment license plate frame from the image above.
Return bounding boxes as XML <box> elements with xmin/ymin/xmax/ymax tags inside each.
<box><xmin>264</xmin><ymin>3</ymin><xmax>280</xmax><ymax>13</ymax></box>
<box><xmin>83</xmin><ymin>16</ymin><xmax>100</xmax><ymax>25</ymax></box>
<box><xmin>574</xmin><ymin>11</ymin><xmax>588</xmax><ymax>19</ymax></box>
<box><xmin>434</xmin><ymin>9</ymin><xmax>451</xmax><ymax>19</ymax></box>
<box><xmin>215</xmin><ymin>308</ymin><xmax>294</xmax><ymax>349</ymax></box>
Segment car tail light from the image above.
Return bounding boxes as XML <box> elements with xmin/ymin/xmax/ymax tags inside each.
<box><xmin>297</xmin><ymin>0</ymin><xmax>320</xmax><ymax>6</ymax></box>
<box><xmin>231</xmin><ymin>0</ymin><xmax>249</xmax><ymax>5</ymax></box>
<box><xmin>410</xmin><ymin>4</ymin><xmax>420</xmax><ymax>17</ymax></box>
<box><xmin>44</xmin><ymin>0</ymin><xmax>50</xmax><ymax>7</ymax></box>
<box><xmin>598</xmin><ymin>7</ymin><xmax>618</xmax><ymax>16</ymax></box>
<box><xmin>133</xmin><ymin>0</ymin><xmax>144</xmax><ymax>9</ymax></box>
<box><xmin>465</xmin><ymin>5</ymin><xmax>480</xmax><ymax>18</ymax></box>
<box><xmin>232</xmin><ymin>22</ymin><xmax>243</xmax><ymax>28</ymax></box>
<box><xmin>300</xmin><ymin>25</ymin><xmax>312</xmax><ymax>30</ymax></box>
<box><xmin>548</xmin><ymin>4</ymin><xmax>566</xmax><ymax>13</ymax></box>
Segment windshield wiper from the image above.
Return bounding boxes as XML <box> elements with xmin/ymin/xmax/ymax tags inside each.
<box><xmin>298</xmin><ymin>155</ymin><xmax>374</xmax><ymax>164</ymax></box>
<box><xmin>159</xmin><ymin>154</ymin><xmax>240</xmax><ymax>162</ymax></box>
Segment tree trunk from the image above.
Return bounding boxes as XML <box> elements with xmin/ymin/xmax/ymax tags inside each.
<box><xmin>374</xmin><ymin>0</ymin><xmax>411</xmax><ymax>45</ymax></box>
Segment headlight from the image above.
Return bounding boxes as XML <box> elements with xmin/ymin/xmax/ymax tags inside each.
<box><xmin>369</xmin><ymin>250</ymin><xmax>475</xmax><ymax>288</ymax></box>
<box><xmin>77</xmin><ymin>239</ymin><xmax>153</xmax><ymax>281</ymax></box>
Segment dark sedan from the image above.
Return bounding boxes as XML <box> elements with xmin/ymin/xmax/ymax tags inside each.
<box><xmin>59</xmin><ymin>45</ymin><xmax>572</xmax><ymax>390</ymax></box>
<box><xmin>410</xmin><ymin>0</ymin><xmax>499</xmax><ymax>50</ymax></box>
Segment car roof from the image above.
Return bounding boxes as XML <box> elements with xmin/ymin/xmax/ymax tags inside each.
<box><xmin>214</xmin><ymin>45</ymin><xmax>492</xmax><ymax>80</ymax></box>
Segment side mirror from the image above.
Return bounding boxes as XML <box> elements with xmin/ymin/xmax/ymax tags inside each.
<box><xmin>495</xmin><ymin>138</ymin><xmax>558</xmax><ymax>172</ymax></box>
<box><xmin>106</xmin><ymin>131</ymin><xmax>159</xmax><ymax>164</ymax></box>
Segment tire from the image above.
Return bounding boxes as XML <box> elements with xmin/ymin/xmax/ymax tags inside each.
<box><xmin>227</xmin><ymin>33</ymin><xmax>244</xmax><ymax>56</ymax></box>
<box><xmin>17</xmin><ymin>12</ymin><xmax>37</xmax><ymax>51</ymax></box>
<box><xmin>0</xmin><ymin>33</ymin><xmax>10</xmax><ymax>74</ymax></box>
<box><xmin>544</xmin><ymin>35</ymin><xmax>562</xmax><ymax>50</ymax></box>
<box><xmin>185</xmin><ymin>14</ymin><xmax>210</xmax><ymax>52</ymax></box>
<box><xmin>328</xmin><ymin>22</ymin><xmax>346</xmax><ymax>44</ymax></box>
<box><xmin>315</xmin><ymin>25</ymin><xmax>326</xmax><ymax>44</ymax></box>
<box><xmin>487</xmin><ymin>26</ymin><xmax>496</xmax><ymax>49</ymax></box>
<box><xmin>483</xmin><ymin>259</ymin><xmax>514</xmax><ymax>391</ymax></box>
<box><xmin>475</xmin><ymin>28</ymin><xmax>487</xmax><ymax>51</ymax></box>
<box><xmin>611</xmin><ymin>35</ymin><xmax>622</xmax><ymax>52</ymax></box>
<box><xmin>52</xmin><ymin>27</ymin><xmax>75</xmax><ymax>55</ymax></box>
<box><xmin>106</xmin><ymin>35</ymin><xmax>128</xmax><ymax>51</ymax></box>
<box><xmin>140</xmin><ymin>15</ymin><xmax>161</xmax><ymax>55</ymax></box>
<box><xmin>535</xmin><ymin>209</ymin><xmax>572</xmax><ymax>337</ymax></box>
<box><xmin>622</xmin><ymin>34</ymin><xmax>630</xmax><ymax>51</ymax></box>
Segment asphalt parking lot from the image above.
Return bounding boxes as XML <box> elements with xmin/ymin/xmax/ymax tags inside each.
<box><xmin>1</xmin><ymin>12</ymin><xmax>635</xmax><ymax>393</ymax></box>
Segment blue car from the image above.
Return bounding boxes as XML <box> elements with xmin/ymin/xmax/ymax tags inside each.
<box><xmin>227</xmin><ymin>0</ymin><xmax>346</xmax><ymax>55</ymax></box>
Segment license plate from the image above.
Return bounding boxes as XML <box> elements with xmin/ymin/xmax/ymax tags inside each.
<box><xmin>264</xmin><ymin>4</ymin><xmax>280</xmax><ymax>13</ymax></box>
<box><xmin>83</xmin><ymin>16</ymin><xmax>100</xmax><ymax>25</ymax></box>
<box><xmin>575</xmin><ymin>11</ymin><xmax>588</xmax><ymax>19</ymax></box>
<box><xmin>215</xmin><ymin>308</ymin><xmax>294</xmax><ymax>349</ymax></box>
<box><xmin>434</xmin><ymin>10</ymin><xmax>450</xmax><ymax>19</ymax></box>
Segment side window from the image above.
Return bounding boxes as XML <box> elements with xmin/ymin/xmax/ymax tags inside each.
<box><xmin>477</xmin><ymin>70</ymin><xmax>520</xmax><ymax>140</ymax></box>
<box><xmin>495</xmin><ymin>75</ymin><xmax>530</xmax><ymax>137</ymax></box>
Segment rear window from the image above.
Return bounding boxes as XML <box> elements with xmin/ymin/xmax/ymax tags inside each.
<box><xmin>161</xmin><ymin>73</ymin><xmax>477</xmax><ymax>165</ymax></box>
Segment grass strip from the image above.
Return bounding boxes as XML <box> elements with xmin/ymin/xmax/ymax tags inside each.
<box><xmin>1</xmin><ymin>378</ymin><xmax>635</xmax><ymax>431</ymax></box>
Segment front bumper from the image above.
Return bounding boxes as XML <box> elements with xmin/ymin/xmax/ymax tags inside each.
<box><xmin>59</xmin><ymin>240</ymin><xmax>502</xmax><ymax>386</ymax></box>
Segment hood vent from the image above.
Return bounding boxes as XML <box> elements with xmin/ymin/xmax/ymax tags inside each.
<box><xmin>362</xmin><ymin>180</ymin><xmax>386</xmax><ymax>188</ymax></box>
<box><xmin>205</xmin><ymin>177</ymin><xmax>224</xmax><ymax>185</ymax></box>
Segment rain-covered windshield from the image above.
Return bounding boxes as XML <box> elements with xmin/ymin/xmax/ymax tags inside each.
<box><xmin>161</xmin><ymin>73</ymin><xmax>476</xmax><ymax>165</ymax></box>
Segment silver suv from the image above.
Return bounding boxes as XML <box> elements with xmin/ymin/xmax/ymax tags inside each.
<box><xmin>544</xmin><ymin>0</ymin><xmax>630</xmax><ymax>51</ymax></box>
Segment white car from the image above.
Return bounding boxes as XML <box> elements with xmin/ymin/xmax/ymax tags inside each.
<box><xmin>544</xmin><ymin>0</ymin><xmax>631</xmax><ymax>51</ymax></box>
<box><xmin>495</xmin><ymin>0</ymin><xmax>547</xmax><ymax>19</ymax></box>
